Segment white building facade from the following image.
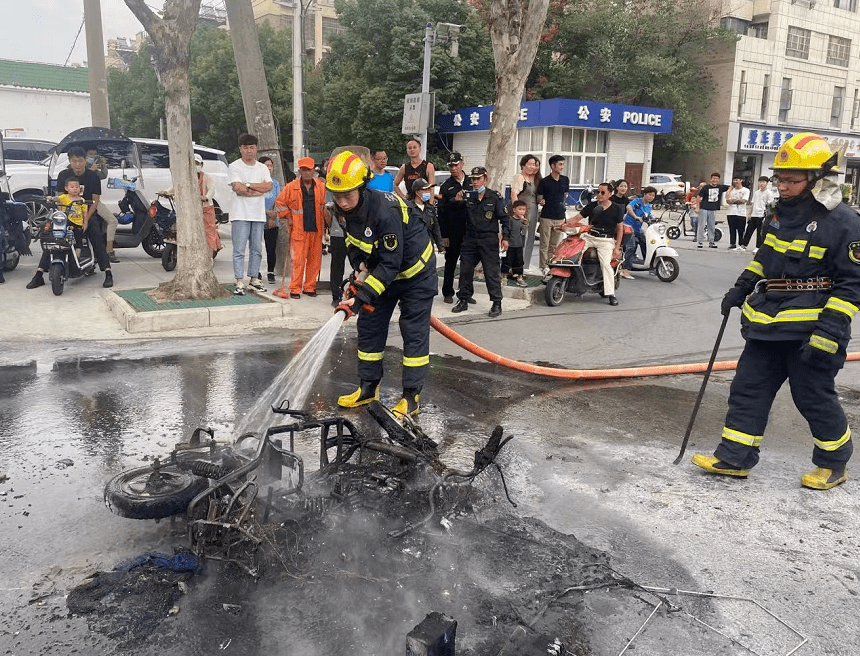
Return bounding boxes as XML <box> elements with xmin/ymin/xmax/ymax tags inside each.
<box><xmin>691</xmin><ymin>0</ymin><xmax>860</xmax><ymax>196</ymax></box>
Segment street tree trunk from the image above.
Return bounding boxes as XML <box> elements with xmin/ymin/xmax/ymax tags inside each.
<box><xmin>484</xmin><ymin>0</ymin><xmax>550</xmax><ymax>192</ymax></box>
<box><xmin>225</xmin><ymin>0</ymin><xmax>285</xmax><ymax>184</ymax></box>
<box><xmin>124</xmin><ymin>0</ymin><xmax>227</xmax><ymax>300</ymax></box>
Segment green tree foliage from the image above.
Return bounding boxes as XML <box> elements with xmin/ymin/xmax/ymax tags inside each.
<box><xmin>305</xmin><ymin>0</ymin><xmax>496</xmax><ymax>166</ymax></box>
<box><xmin>107</xmin><ymin>23</ymin><xmax>293</xmax><ymax>159</ymax></box>
<box><xmin>107</xmin><ymin>42</ymin><xmax>165</xmax><ymax>137</ymax></box>
<box><xmin>531</xmin><ymin>0</ymin><xmax>732</xmax><ymax>154</ymax></box>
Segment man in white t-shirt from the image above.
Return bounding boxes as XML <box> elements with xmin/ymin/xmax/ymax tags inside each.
<box><xmin>228</xmin><ymin>133</ymin><xmax>273</xmax><ymax>295</ymax></box>
<box><xmin>741</xmin><ymin>175</ymin><xmax>776</xmax><ymax>253</ymax></box>
<box><xmin>725</xmin><ymin>175</ymin><xmax>750</xmax><ymax>251</ymax></box>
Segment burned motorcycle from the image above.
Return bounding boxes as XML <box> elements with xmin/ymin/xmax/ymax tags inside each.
<box><xmin>104</xmin><ymin>401</ymin><xmax>514</xmax><ymax>577</ymax></box>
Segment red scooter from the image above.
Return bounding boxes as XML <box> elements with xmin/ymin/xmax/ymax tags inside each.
<box><xmin>543</xmin><ymin>224</ymin><xmax>625</xmax><ymax>306</ymax></box>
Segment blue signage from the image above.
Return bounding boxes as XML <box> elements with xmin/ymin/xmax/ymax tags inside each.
<box><xmin>436</xmin><ymin>98</ymin><xmax>673</xmax><ymax>134</ymax></box>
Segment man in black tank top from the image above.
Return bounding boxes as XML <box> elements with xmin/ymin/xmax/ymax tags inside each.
<box><xmin>394</xmin><ymin>137</ymin><xmax>435</xmax><ymax>201</ymax></box>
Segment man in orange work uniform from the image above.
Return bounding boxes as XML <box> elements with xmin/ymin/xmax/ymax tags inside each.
<box><xmin>276</xmin><ymin>157</ymin><xmax>327</xmax><ymax>298</ymax></box>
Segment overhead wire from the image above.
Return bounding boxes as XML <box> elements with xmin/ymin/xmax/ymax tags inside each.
<box><xmin>63</xmin><ymin>15</ymin><xmax>86</xmax><ymax>67</ymax></box>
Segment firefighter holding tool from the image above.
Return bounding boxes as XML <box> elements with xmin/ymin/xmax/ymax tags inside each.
<box><xmin>692</xmin><ymin>133</ymin><xmax>860</xmax><ymax>490</ymax></box>
<box><xmin>326</xmin><ymin>147</ymin><xmax>438</xmax><ymax>418</ymax></box>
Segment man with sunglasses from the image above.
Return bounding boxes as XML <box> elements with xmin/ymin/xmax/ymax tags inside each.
<box><xmin>560</xmin><ymin>182</ymin><xmax>624</xmax><ymax>305</ymax></box>
<box><xmin>694</xmin><ymin>133</ymin><xmax>860</xmax><ymax>490</ymax></box>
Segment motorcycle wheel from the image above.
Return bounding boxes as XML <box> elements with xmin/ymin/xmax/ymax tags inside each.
<box><xmin>655</xmin><ymin>256</ymin><xmax>679</xmax><ymax>283</ymax></box>
<box><xmin>665</xmin><ymin>191</ymin><xmax>679</xmax><ymax>203</ymax></box>
<box><xmin>162</xmin><ymin>243</ymin><xmax>177</xmax><ymax>271</ymax></box>
<box><xmin>544</xmin><ymin>276</ymin><xmax>566</xmax><ymax>306</ymax></box>
<box><xmin>104</xmin><ymin>464</ymin><xmax>209</xmax><ymax>520</ymax></box>
<box><xmin>142</xmin><ymin>226</ymin><xmax>165</xmax><ymax>258</ymax></box>
<box><xmin>714</xmin><ymin>227</ymin><xmax>723</xmax><ymax>242</ymax></box>
<box><xmin>666</xmin><ymin>225</ymin><xmax>681</xmax><ymax>240</ymax></box>
<box><xmin>49</xmin><ymin>262</ymin><xmax>64</xmax><ymax>296</ymax></box>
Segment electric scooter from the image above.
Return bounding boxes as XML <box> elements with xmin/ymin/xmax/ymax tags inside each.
<box><xmin>36</xmin><ymin>198</ymin><xmax>97</xmax><ymax>296</ymax></box>
<box><xmin>544</xmin><ymin>224</ymin><xmax>622</xmax><ymax>306</ymax></box>
<box><xmin>624</xmin><ymin>215</ymin><xmax>680</xmax><ymax>282</ymax></box>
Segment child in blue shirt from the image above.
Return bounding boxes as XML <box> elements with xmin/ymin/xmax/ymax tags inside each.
<box><xmin>622</xmin><ymin>186</ymin><xmax>656</xmax><ymax>278</ymax></box>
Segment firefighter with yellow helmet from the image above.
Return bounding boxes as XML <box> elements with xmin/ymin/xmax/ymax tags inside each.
<box><xmin>326</xmin><ymin>148</ymin><xmax>438</xmax><ymax>418</ymax></box>
<box><xmin>693</xmin><ymin>133</ymin><xmax>860</xmax><ymax>489</ymax></box>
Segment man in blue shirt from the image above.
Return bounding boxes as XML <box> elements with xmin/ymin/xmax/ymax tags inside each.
<box><xmin>366</xmin><ymin>149</ymin><xmax>395</xmax><ymax>192</ymax></box>
<box><xmin>622</xmin><ymin>186</ymin><xmax>656</xmax><ymax>278</ymax></box>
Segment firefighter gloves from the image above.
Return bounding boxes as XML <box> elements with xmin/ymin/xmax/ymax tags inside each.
<box><xmin>721</xmin><ymin>287</ymin><xmax>748</xmax><ymax>316</ymax></box>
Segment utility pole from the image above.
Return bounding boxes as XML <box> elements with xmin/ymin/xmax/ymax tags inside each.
<box><xmin>225</xmin><ymin>0</ymin><xmax>285</xmax><ymax>184</ymax></box>
<box><xmin>292</xmin><ymin>4</ymin><xmax>304</xmax><ymax>168</ymax></box>
<box><xmin>419</xmin><ymin>22</ymin><xmax>433</xmax><ymax>162</ymax></box>
<box><xmin>83</xmin><ymin>0</ymin><xmax>110</xmax><ymax>128</ymax></box>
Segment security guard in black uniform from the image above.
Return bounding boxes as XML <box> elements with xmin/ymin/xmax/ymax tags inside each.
<box><xmin>693</xmin><ymin>133</ymin><xmax>860</xmax><ymax>490</ymax></box>
<box><xmin>451</xmin><ymin>166</ymin><xmax>511</xmax><ymax>318</ymax></box>
<box><xmin>326</xmin><ymin>148</ymin><xmax>438</xmax><ymax>418</ymax></box>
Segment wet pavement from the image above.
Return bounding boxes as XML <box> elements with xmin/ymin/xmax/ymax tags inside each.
<box><xmin>2</xmin><ymin>329</ymin><xmax>860</xmax><ymax>655</ymax></box>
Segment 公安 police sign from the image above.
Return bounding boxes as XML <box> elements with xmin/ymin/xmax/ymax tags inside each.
<box><xmin>436</xmin><ymin>98</ymin><xmax>673</xmax><ymax>134</ymax></box>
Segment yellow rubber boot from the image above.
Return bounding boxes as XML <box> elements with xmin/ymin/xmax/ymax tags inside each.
<box><xmin>800</xmin><ymin>466</ymin><xmax>847</xmax><ymax>490</ymax></box>
<box><xmin>337</xmin><ymin>380</ymin><xmax>380</xmax><ymax>408</ymax></box>
<box><xmin>691</xmin><ymin>454</ymin><xmax>750</xmax><ymax>478</ymax></box>
<box><xmin>392</xmin><ymin>388</ymin><xmax>420</xmax><ymax>418</ymax></box>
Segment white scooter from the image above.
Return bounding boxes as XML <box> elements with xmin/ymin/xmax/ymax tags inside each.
<box><xmin>624</xmin><ymin>215</ymin><xmax>680</xmax><ymax>282</ymax></box>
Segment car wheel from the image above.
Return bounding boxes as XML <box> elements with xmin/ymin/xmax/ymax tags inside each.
<box><xmin>20</xmin><ymin>195</ymin><xmax>51</xmax><ymax>239</ymax></box>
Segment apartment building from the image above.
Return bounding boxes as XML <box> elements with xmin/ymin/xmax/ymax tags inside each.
<box><xmin>677</xmin><ymin>0</ymin><xmax>860</xmax><ymax>196</ymax></box>
<box><xmin>252</xmin><ymin>0</ymin><xmax>345</xmax><ymax>65</ymax></box>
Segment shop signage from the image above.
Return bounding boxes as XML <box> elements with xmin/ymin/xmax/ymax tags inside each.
<box><xmin>436</xmin><ymin>98</ymin><xmax>672</xmax><ymax>134</ymax></box>
<box><xmin>740</xmin><ymin>126</ymin><xmax>859</xmax><ymax>158</ymax></box>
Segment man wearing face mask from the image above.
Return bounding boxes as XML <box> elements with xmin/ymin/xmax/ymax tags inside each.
<box><xmin>408</xmin><ymin>178</ymin><xmax>444</xmax><ymax>252</ymax></box>
<box><xmin>693</xmin><ymin>133</ymin><xmax>860</xmax><ymax>490</ymax></box>
<box><xmin>451</xmin><ymin>166</ymin><xmax>510</xmax><ymax>318</ymax></box>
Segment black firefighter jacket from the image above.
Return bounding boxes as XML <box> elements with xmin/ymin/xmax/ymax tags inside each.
<box><xmin>732</xmin><ymin>191</ymin><xmax>860</xmax><ymax>355</ymax></box>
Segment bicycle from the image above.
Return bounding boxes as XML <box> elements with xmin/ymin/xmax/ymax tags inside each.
<box><xmin>662</xmin><ymin>205</ymin><xmax>722</xmax><ymax>242</ymax></box>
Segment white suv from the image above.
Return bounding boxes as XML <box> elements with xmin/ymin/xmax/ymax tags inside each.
<box><xmin>648</xmin><ymin>173</ymin><xmax>689</xmax><ymax>200</ymax></box>
<box><xmin>4</xmin><ymin>138</ymin><xmax>232</xmax><ymax>236</ymax></box>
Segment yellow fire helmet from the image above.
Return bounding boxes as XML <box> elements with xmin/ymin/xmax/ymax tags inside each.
<box><xmin>326</xmin><ymin>149</ymin><xmax>371</xmax><ymax>192</ymax></box>
<box><xmin>772</xmin><ymin>133</ymin><xmax>839</xmax><ymax>173</ymax></box>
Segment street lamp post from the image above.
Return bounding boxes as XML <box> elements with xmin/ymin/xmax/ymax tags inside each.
<box><xmin>416</xmin><ymin>22</ymin><xmax>461</xmax><ymax>161</ymax></box>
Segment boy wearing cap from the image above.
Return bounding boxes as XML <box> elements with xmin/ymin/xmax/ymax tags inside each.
<box><xmin>452</xmin><ymin>166</ymin><xmax>510</xmax><ymax>318</ymax></box>
<box><xmin>275</xmin><ymin>156</ymin><xmax>327</xmax><ymax>298</ymax></box>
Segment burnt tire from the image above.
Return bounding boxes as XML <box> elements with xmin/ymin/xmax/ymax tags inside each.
<box><xmin>666</xmin><ymin>225</ymin><xmax>681</xmax><ymax>240</ymax></box>
<box><xmin>162</xmin><ymin>243</ymin><xmax>177</xmax><ymax>271</ymax></box>
<box><xmin>104</xmin><ymin>464</ymin><xmax>208</xmax><ymax>520</ymax></box>
<box><xmin>544</xmin><ymin>276</ymin><xmax>566</xmax><ymax>306</ymax></box>
<box><xmin>367</xmin><ymin>400</ymin><xmax>426</xmax><ymax>447</ymax></box>
<box><xmin>142</xmin><ymin>226</ymin><xmax>164</xmax><ymax>258</ymax></box>
<box><xmin>655</xmin><ymin>256</ymin><xmax>679</xmax><ymax>283</ymax></box>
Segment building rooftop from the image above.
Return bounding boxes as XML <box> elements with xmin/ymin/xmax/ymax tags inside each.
<box><xmin>0</xmin><ymin>59</ymin><xmax>89</xmax><ymax>93</ymax></box>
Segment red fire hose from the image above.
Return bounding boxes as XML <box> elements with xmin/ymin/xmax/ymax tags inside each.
<box><xmin>430</xmin><ymin>315</ymin><xmax>860</xmax><ymax>380</ymax></box>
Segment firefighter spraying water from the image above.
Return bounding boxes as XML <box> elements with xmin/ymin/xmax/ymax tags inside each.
<box><xmin>326</xmin><ymin>147</ymin><xmax>438</xmax><ymax>419</ymax></box>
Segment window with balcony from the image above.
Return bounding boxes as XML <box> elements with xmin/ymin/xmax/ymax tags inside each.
<box><xmin>322</xmin><ymin>17</ymin><xmax>345</xmax><ymax>49</ymax></box>
<box><xmin>749</xmin><ymin>22</ymin><xmax>769</xmax><ymax>39</ymax></box>
<box><xmin>779</xmin><ymin>78</ymin><xmax>792</xmax><ymax>122</ymax></box>
<box><xmin>785</xmin><ymin>26</ymin><xmax>810</xmax><ymax>59</ymax></box>
<box><xmin>720</xmin><ymin>16</ymin><xmax>750</xmax><ymax>34</ymax></box>
<box><xmin>826</xmin><ymin>35</ymin><xmax>851</xmax><ymax>66</ymax></box>
<box><xmin>833</xmin><ymin>0</ymin><xmax>857</xmax><ymax>11</ymax></box>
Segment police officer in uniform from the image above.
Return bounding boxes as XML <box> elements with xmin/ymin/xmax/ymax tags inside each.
<box><xmin>451</xmin><ymin>166</ymin><xmax>510</xmax><ymax>318</ymax></box>
<box><xmin>693</xmin><ymin>133</ymin><xmax>860</xmax><ymax>490</ymax></box>
<box><xmin>326</xmin><ymin>148</ymin><xmax>438</xmax><ymax>418</ymax></box>
<box><xmin>438</xmin><ymin>152</ymin><xmax>469</xmax><ymax>303</ymax></box>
